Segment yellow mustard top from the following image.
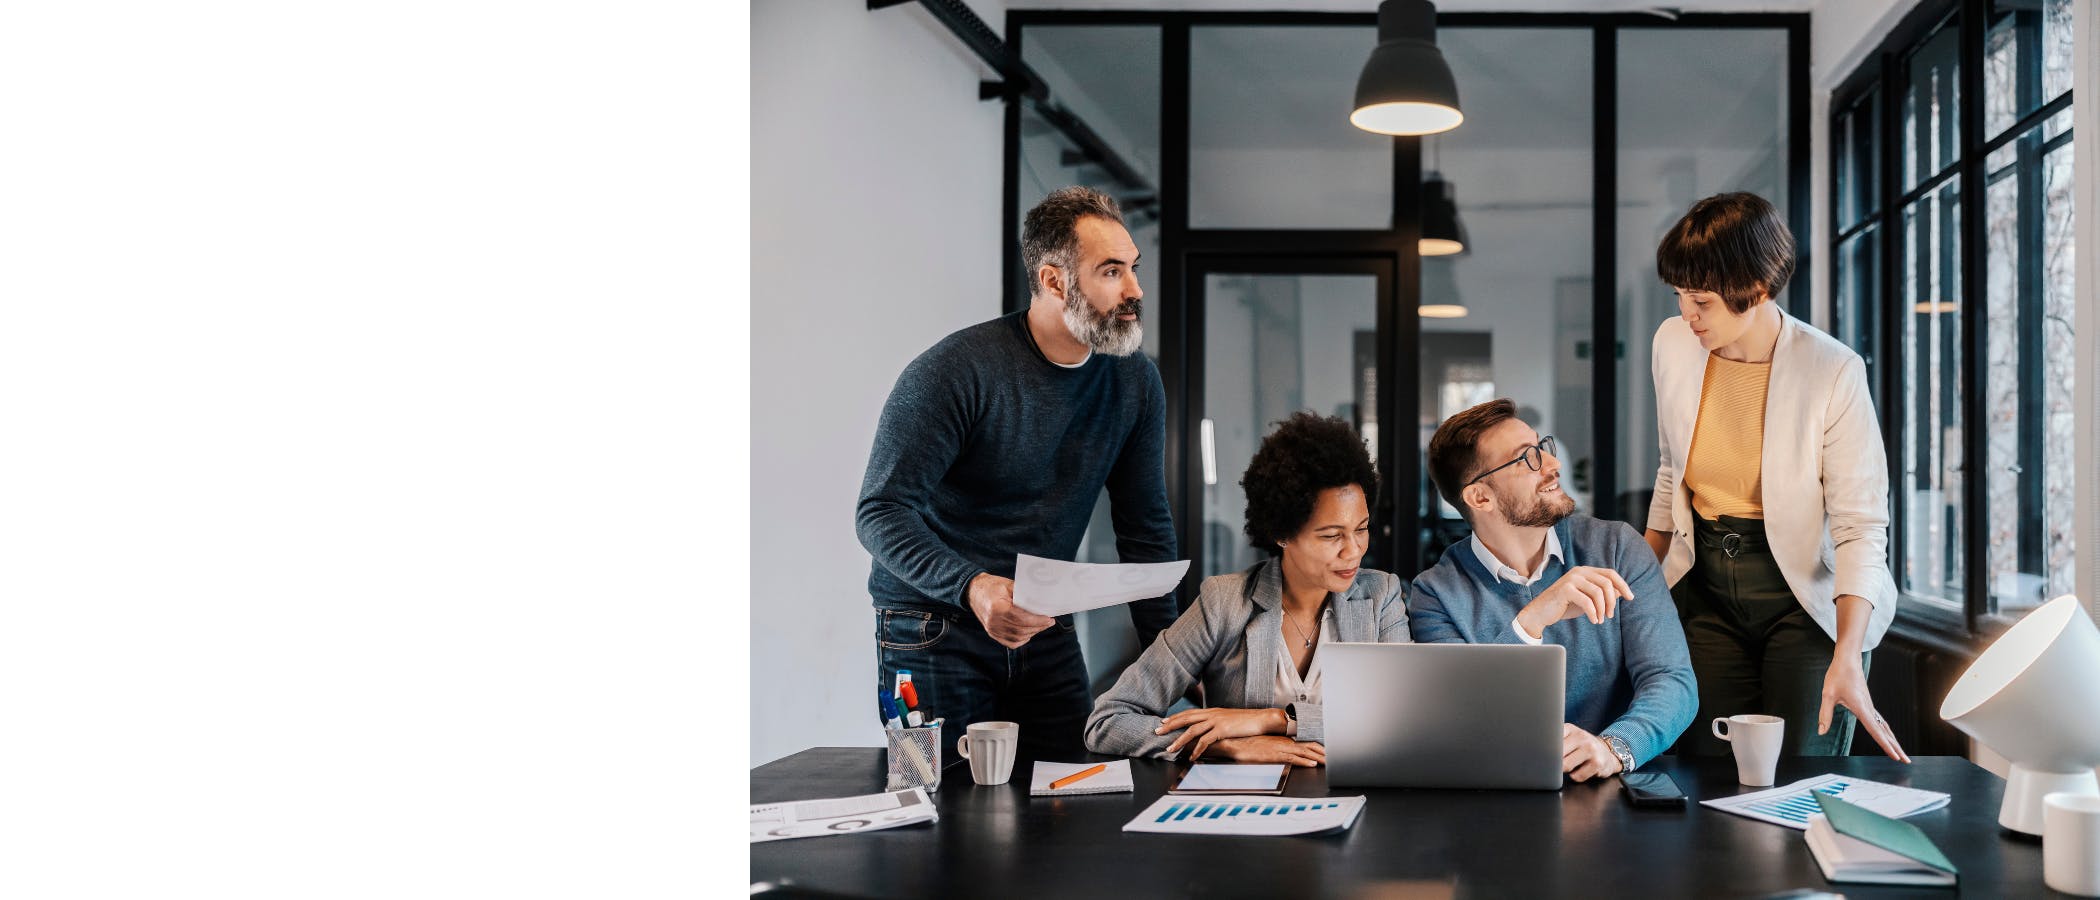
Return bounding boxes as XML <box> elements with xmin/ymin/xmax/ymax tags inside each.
<box><xmin>1683</xmin><ymin>354</ymin><xmax>1771</xmax><ymax>520</ymax></box>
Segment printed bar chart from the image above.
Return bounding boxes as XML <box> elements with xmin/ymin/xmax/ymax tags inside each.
<box><xmin>1740</xmin><ymin>785</ymin><xmax>1850</xmax><ymax>825</ymax></box>
<box><xmin>1155</xmin><ymin>800</ymin><xmax>1347</xmax><ymax>823</ymax></box>
<box><xmin>1124</xmin><ymin>795</ymin><xmax>1366</xmax><ymax>836</ymax></box>
<box><xmin>1701</xmin><ymin>774</ymin><xmax>1951</xmax><ymax>830</ymax></box>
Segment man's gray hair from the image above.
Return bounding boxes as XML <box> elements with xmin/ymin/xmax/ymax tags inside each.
<box><xmin>1021</xmin><ymin>187</ymin><xmax>1124</xmax><ymax>297</ymax></box>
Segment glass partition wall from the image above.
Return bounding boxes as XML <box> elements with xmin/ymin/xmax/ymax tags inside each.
<box><xmin>1419</xmin><ymin>26</ymin><xmax>1594</xmax><ymax>562</ymax></box>
<box><xmin>1007</xmin><ymin>12</ymin><xmax>1807</xmax><ymax>614</ymax></box>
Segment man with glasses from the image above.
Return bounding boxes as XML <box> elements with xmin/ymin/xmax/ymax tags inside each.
<box><xmin>1409</xmin><ymin>398</ymin><xmax>1696</xmax><ymax>781</ymax></box>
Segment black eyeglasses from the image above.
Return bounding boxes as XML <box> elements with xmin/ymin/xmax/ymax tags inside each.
<box><xmin>1464</xmin><ymin>436</ymin><xmax>1557</xmax><ymax>487</ymax></box>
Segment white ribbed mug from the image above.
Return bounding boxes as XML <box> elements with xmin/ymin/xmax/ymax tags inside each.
<box><xmin>956</xmin><ymin>721</ymin><xmax>1019</xmax><ymax>786</ymax></box>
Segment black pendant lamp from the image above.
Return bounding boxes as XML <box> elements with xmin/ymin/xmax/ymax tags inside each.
<box><xmin>1420</xmin><ymin>255</ymin><xmax>1466</xmax><ymax>319</ymax></box>
<box><xmin>1420</xmin><ymin>159</ymin><xmax>1466</xmax><ymax>257</ymax></box>
<box><xmin>1351</xmin><ymin>0</ymin><xmax>1463</xmax><ymax>136</ymax></box>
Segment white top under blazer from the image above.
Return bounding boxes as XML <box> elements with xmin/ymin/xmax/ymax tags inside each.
<box><xmin>1646</xmin><ymin>309</ymin><xmax>1898</xmax><ymax>651</ymax></box>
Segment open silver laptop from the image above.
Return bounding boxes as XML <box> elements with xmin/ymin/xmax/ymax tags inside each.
<box><xmin>1322</xmin><ymin>642</ymin><xmax>1566</xmax><ymax>790</ymax></box>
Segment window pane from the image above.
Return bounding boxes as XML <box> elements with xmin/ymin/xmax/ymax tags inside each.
<box><xmin>1836</xmin><ymin>90</ymin><xmax>1879</xmax><ymax>231</ymax></box>
<box><xmin>1899</xmin><ymin>180</ymin><xmax>1963</xmax><ymax>608</ymax></box>
<box><xmin>1192</xmin><ymin>26</ymin><xmax>1385</xmax><ymax>227</ymax></box>
<box><xmin>1416</xmin><ymin>27</ymin><xmax>1592</xmax><ymax>568</ymax></box>
<box><xmin>1189</xmin><ymin>26</ymin><xmax>1390</xmax><ymax>229</ymax></box>
<box><xmin>1983</xmin><ymin>111</ymin><xmax>2074</xmax><ymax>617</ymax></box>
<box><xmin>1983</xmin><ymin>0</ymin><xmax>2074</xmax><ymax>141</ymax></box>
<box><xmin>1902</xmin><ymin>23</ymin><xmax>1960</xmax><ymax>192</ymax></box>
<box><xmin>1615</xmin><ymin>28</ymin><xmax>1788</xmax><ymax>527</ymax></box>
<box><xmin>1202</xmin><ymin>273</ymin><xmax>1380</xmax><ymax>577</ymax></box>
<box><xmin>1835</xmin><ymin>224</ymin><xmax>1882</xmax><ymax>394</ymax></box>
<box><xmin>1017</xmin><ymin>26</ymin><xmax>1163</xmax><ymax>361</ymax></box>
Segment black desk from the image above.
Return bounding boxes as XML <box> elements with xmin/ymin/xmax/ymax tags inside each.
<box><xmin>751</xmin><ymin>749</ymin><xmax>2045</xmax><ymax>898</ymax></box>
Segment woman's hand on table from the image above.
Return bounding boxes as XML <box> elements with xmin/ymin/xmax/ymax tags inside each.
<box><xmin>1199</xmin><ymin>735</ymin><xmax>1326</xmax><ymax>767</ymax></box>
<box><xmin>1158</xmin><ymin>707</ymin><xmax>1289</xmax><ymax>758</ymax></box>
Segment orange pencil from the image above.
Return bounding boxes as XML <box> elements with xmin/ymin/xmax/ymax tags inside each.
<box><xmin>1049</xmin><ymin>763</ymin><xmax>1108</xmax><ymax>790</ymax></box>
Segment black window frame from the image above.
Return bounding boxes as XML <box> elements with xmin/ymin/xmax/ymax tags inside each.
<box><xmin>1829</xmin><ymin>0</ymin><xmax>2075</xmax><ymax>651</ymax></box>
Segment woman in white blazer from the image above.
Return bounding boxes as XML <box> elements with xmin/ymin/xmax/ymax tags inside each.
<box><xmin>1643</xmin><ymin>192</ymin><xmax>1907</xmax><ymax>761</ymax></box>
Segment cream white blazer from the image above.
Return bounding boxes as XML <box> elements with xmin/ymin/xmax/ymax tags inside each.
<box><xmin>1646</xmin><ymin>310</ymin><xmax>1898</xmax><ymax>651</ymax></box>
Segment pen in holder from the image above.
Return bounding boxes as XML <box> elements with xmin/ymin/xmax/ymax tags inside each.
<box><xmin>885</xmin><ymin>719</ymin><xmax>944</xmax><ymax>793</ymax></box>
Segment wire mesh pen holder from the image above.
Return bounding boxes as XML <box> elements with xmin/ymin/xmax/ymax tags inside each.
<box><xmin>885</xmin><ymin>719</ymin><xmax>944</xmax><ymax>793</ymax></box>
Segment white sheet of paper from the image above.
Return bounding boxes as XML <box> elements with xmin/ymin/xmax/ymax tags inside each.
<box><xmin>1175</xmin><ymin>763</ymin><xmax>1288</xmax><ymax>792</ymax></box>
<box><xmin>1010</xmin><ymin>554</ymin><xmax>1191</xmax><ymax>617</ymax></box>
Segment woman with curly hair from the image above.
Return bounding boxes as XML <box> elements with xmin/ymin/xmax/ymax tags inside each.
<box><xmin>1084</xmin><ymin>412</ymin><xmax>1410</xmax><ymax>766</ymax></box>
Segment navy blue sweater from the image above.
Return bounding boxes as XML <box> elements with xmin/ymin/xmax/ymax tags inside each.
<box><xmin>855</xmin><ymin>312</ymin><xmax>1178</xmax><ymax>643</ymax></box>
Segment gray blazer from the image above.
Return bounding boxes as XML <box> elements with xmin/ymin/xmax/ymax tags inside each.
<box><xmin>1084</xmin><ymin>559</ymin><xmax>1410</xmax><ymax>758</ymax></box>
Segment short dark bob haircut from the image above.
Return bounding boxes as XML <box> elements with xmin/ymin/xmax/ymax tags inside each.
<box><xmin>1655</xmin><ymin>191</ymin><xmax>1795</xmax><ymax>315</ymax></box>
<box><xmin>1241</xmin><ymin>412</ymin><xmax>1379</xmax><ymax>554</ymax></box>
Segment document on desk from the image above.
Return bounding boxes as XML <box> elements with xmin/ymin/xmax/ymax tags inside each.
<box><xmin>1700</xmin><ymin>774</ymin><xmax>1950</xmax><ymax>830</ymax></box>
<box><xmin>750</xmin><ymin>787</ymin><xmax>938</xmax><ymax>842</ymax></box>
<box><xmin>1012</xmin><ymin>554</ymin><xmax>1192</xmax><ymax>617</ymax></box>
<box><xmin>1123</xmin><ymin>795</ymin><xmax>1367</xmax><ymax>836</ymax></box>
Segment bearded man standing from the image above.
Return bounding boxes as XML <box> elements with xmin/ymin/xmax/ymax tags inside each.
<box><xmin>856</xmin><ymin>187</ymin><xmax>1177</xmax><ymax>765</ymax></box>
<box><xmin>1410</xmin><ymin>398</ymin><xmax>1696</xmax><ymax>782</ymax></box>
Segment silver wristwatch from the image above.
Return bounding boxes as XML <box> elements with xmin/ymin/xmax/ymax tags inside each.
<box><xmin>1603</xmin><ymin>734</ymin><xmax>1637</xmax><ymax>775</ymax></box>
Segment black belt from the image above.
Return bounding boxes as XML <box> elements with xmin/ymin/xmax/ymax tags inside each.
<box><xmin>1693</xmin><ymin>515</ymin><xmax>1769</xmax><ymax>558</ymax></box>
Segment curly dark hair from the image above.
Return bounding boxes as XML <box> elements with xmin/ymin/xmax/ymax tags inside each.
<box><xmin>1240</xmin><ymin>412</ymin><xmax>1380</xmax><ymax>555</ymax></box>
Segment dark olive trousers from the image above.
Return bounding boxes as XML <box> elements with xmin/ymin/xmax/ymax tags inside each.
<box><xmin>1674</xmin><ymin>513</ymin><xmax>1866</xmax><ymax>757</ymax></box>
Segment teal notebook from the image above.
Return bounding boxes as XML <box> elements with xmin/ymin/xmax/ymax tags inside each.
<box><xmin>1805</xmin><ymin>791</ymin><xmax>1958</xmax><ymax>887</ymax></box>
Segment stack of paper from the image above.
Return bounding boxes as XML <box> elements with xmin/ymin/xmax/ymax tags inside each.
<box><xmin>1700</xmin><ymin>774</ymin><xmax>1950</xmax><ymax>830</ymax></box>
<box><xmin>750</xmin><ymin>788</ymin><xmax>937</xmax><ymax>843</ymax></box>
<box><xmin>1031</xmin><ymin>760</ymin><xmax>1135</xmax><ymax>796</ymax></box>
<box><xmin>1123</xmin><ymin>795</ymin><xmax>1366</xmax><ymax>836</ymax></box>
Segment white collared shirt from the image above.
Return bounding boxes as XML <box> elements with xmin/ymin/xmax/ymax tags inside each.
<box><xmin>1470</xmin><ymin>530</ymin><xmax>1564</xmax><ymax>645</ymax></box>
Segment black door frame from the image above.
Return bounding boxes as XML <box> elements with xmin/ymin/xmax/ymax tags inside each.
<box><xmin>1180</xmin><ymin>254</ymin><xmax>1408</xmax><ymax>584</ymax></box>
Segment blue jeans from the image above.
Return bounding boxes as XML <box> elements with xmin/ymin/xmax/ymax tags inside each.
<box><xmin>874</xmin><ymin>605</ymin><xmax>1091</xmax><ymax>770</ymax></box>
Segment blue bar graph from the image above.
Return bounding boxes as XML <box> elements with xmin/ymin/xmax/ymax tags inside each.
<box><xmin>1743</xmin><ymin>783</ymin><xmax>1855</xmax><ymax>824</ymax></box>
<box><xmin>1154</xmin><ymin>800</ymin><xmax>1344</xmax><ymax>820</ymax></box>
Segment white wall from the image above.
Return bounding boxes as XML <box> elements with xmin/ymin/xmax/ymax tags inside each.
<box><xmin>751</xmin><ymin>0</ymin><xmax>1006</xmax><ymax>766</ymax></box>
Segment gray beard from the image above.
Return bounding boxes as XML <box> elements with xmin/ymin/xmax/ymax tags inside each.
<box><xmin>1063</xmin><ymin>280</ymin><xmax>1144</xmax><ymax>357</ymax></box>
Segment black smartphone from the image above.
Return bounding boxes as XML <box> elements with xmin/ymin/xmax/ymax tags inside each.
<box><xmin>1620</xmin><ymin>772</ymin><xmax>1687</xmax><ymax>808</ymax></box>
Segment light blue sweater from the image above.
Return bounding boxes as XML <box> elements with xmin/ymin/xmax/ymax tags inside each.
<box><xmin>1408</xmin><ymin>515</ymin><xmax>1697</xmax><ymax>768</ymax></box>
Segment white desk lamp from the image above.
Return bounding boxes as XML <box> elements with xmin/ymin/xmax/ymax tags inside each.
<box><xmin>1940</xmin><ymin>595</ymin><xmax>2100</xmax><ymax>836</ymax></box>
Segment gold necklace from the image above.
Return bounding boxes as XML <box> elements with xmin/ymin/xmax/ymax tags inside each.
<box><xmin>1284</xmin><ymin>603</ymin><xmax>1321</xmax><ymax>648</ymax></box>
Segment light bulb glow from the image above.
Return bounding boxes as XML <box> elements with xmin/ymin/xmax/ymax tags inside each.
<box><xmin>1351</xmin><ymin>102</ymin><xmax>1463</xmax><ymax>136</ymax></box>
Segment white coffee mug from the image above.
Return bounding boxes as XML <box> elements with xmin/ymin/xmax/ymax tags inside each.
<box><xmin>2046</xmin><ymin>791</ymin><xmax>2100</xmax><ymax>896</ymax></box>
<box><xmin>956</xmin><ymin>721</ymin><xmax>1019</xmax><ymax>786</ymax></box>
<box><xmin>1712</xmin><ymin>714</ymin><xmax>1785</xmax><ymax>787</ymax></box>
